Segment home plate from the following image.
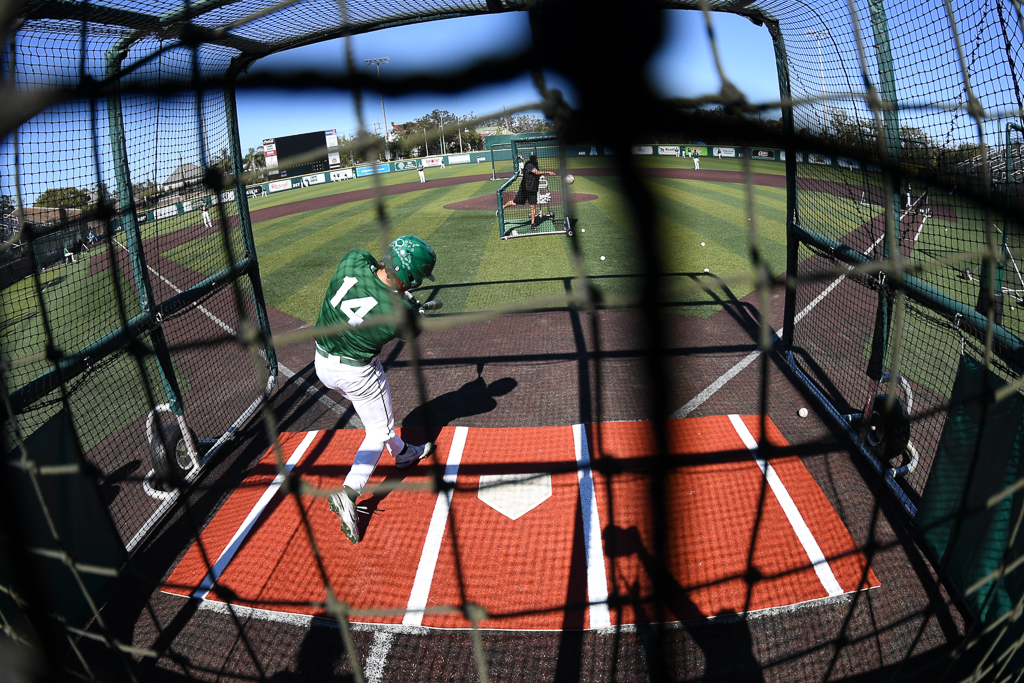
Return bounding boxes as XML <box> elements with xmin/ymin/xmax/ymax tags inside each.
<box><xmin>478</xmin><ymin>473</ymin><xmax>552</xmax><ymax>520</ymax></box>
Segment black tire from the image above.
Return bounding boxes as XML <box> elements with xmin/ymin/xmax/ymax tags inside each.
<box><xmin>863</xmin><ymin>395</ymin><xmax>911</xmax><ymax>462</ymax></box>
<box><xmin>150</xmin><ymin>423</ymin><xmax>197</xmax><ymax>486</ymax></box>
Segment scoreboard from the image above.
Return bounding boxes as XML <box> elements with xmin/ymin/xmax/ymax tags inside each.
<box><xmin>264</xmin><ymin>129</ymin><xmax>341</xmax><ymax>179</ymax></box>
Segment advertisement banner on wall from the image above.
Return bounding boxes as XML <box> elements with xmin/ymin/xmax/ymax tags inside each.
<box><xmin>137</xmin><ymin>213</ymin><xmax>148</xmax><ymax>224</ymax></box>
<box><xmin>330</xmin><ymin>169</ymin><xmax>355</xmax><ymax>181</ymax></box>
<box><xmin>394</xmin><ymin>160</ymin><xmax>420</xmax><ymax>171</ymax></box>
<box><xmin>156</xmin><ymin>205</ymin><xmax>179</xmax><ymax>219</ymax></box>
<box><xmin>779</xmin><ymin>151</ymin><xmax>786</xmax><ymax>161</ymax></box>
<box><xmin>301</xmin><ymin>175</ymin><xmax>325</xmax><ymax>187</ymax></box>
<box><xmin>246</xmin><ymin>186</ymin><xmax>265</xmax><ymax>198</ymax></box>
<box><xmin>448</xmin><ymin>154</ymin><xmax>471</xmax><ymax>165</ymax></box>
<box><xmin>269</xmin><ymin>180</ymin><xmax>293</xmax><ymax>193</ymax></box>
<box><xmin>713</xmin><ymin>147</ymin><xmax>737</xmax><ymax>158</ymax></box>
<box><xmin>685</xmin><ymin>146</ymin><xmax>708</xmax><ymax>157</ymax></box>
<box><xmin>837</xmin><ymin>157</ymin><xmax>860</xmax><ymax>169</ymax></box>
<box><xmin>658</xmin><ymin>146</ymin><xmax>680</xmax><ymax>156</ymax></box>
<box><xmin>477</xmin><ymin>156</ymin><xmax>487</xmax><ymax>163</ymax></box>
<box><xmin>751</xmin><ymin>149</ymin><xmax>776</xmax><ymax>160</ymax></box>
<box><xmin>422</xmin><ymin>157</ymin><xmax>444</xmax><ymax>167</ymax></box>
<box><xmin>221</xmin><ymin>191</ymin><xmax>235</xmax><ymax>203</ymax></box>
<box><xmin>808</xmin><ymin>153</ymin><xmax>831</xmax><ymax>165</ymax></box>
<box><xmin>632</xmin><ymin>145</ymin><xmax>654</xmax><ymax>155</ymax></box>
<box><xmin>356</xmin><ymin>163</ymin><xmax>391</xmax><ymax>177</ymax></box>
<box><xmin>182</xmin><ymin>200</ymin><xmax>194</xmax><ymax>213</ymax></box>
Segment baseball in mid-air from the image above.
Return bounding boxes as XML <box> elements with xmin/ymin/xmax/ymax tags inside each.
<box><xmin>701</xmin><ymin>242</ymin><xmax>706</xmax><ymax>247</ymax></box>
<box><xmin>565</xmin><ymin>174</ymin><xmax>575</xmax><ymax>185</ymax></box>
<box><xmin>798</xmin><ymin>407</ymin><xmax>809</xmax><ymax>418</ymax></box>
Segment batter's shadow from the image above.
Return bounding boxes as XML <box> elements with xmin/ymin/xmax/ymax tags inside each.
<box><xmin>400</xmin><ymin>362</ymin><xmax>518</xmax><ymax>443</ymax></box>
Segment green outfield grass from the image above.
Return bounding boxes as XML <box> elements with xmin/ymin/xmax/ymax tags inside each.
<box><xmin>163</xmin><ymin>157</ymin><xmax>876</xmax><ymax>325</ymax></box>
<box><xmin>1</xmin><ymin>254</ymin><xmax>188</xmax><ymax>453</ymax></box>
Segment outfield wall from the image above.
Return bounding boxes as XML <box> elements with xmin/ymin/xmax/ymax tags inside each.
<box><xmin>127</xmin><ymin>144</ymin><xmax>810</xmax><ymax>227</ymax></box>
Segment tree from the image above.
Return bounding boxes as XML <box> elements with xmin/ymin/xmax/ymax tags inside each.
<box><xmin>0</xmin><ymin>194</ymin><xmax>14</xmax><ymax>215</ymax></box>
<box><xmin>34</xmin><ymin>187</ymin><xmax>90</xmax><ymax>209</ymax></box>
<box><xmin>483</xmin><ymin>113</ymin><xmax>551</xmax><ymax>135</ymax></box>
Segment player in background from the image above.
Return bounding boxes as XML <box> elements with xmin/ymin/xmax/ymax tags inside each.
<box><xmin>202</xmin><ymin>204</ymin><xmax>213</xmax><ymax>229</ymax></box>
<box><xmin>501</xmin><ymin>153</ymin><xmax>556</xmax><ymax>228</ymax></box>
<box><xmin>315</xmin><ymin>235</ymin><xmax>440</xmax><ymax>543</ymax></box>
<box><xmin>691</xmin><ymin>147</ymin><xmax>700</xmax><ymax>170</ymax></box>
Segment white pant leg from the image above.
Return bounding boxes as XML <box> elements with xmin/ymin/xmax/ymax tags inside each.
<box><xmin>315</xmin><ymin>354</ymin><xmax>406</xmax><ymax>494</ymax></box>
<box><xmin>694</xmin><ymin>158</ymin><xmax>700</xmax><ymax>170</ymax></box>
<box><xmin>203</xmin><ymin>214</ymin><xmax>212</xmax><ymax>228</ymax></box>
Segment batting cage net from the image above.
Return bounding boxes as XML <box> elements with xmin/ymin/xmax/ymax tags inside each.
<box><xmin>496</xmin><ymin>133</ymin><xmax>571</xmax><ymax>238</ymax></box>
<box><xmin>488</xmin><ymin>141</ymin><xmax>515</xmax><ymax>181</ymax></box>
<box><xmin>4</xmin><ymin>0</ymin><xmax>1024</xmax><ymax>681</ymax></box>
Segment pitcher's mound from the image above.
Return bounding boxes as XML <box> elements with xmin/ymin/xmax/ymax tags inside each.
<box><xmin>445</xmin><ymin>193</ymin><xmax>598</xmax><ymax>211</ymax></box>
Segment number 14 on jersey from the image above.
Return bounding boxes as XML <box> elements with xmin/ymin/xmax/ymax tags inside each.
<box><xmin>329</xmin><ymin>276</ymin><xmax>378</xmax><ymax>325</ymax></box>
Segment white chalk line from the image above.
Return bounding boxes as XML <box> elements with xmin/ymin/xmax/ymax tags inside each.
<box><xmin>671</xmin><ymin>232</ymin><xmax>886</xmax><ymax>420</ymax></box>
<box><xmin>364</xmin><ymin>631</ymin><xmax>394</xmax><ymax>683</ymax></box>
<box><xmin>192</xmin><ymin>430</ymin><xmax>319</xmax><ymax>600</ymax></box>
<box><xmin>403</xmin><ymin>426</ymin><xmax>468</xmax><ymax>626</ymax></box>
<box><xmin>111</xmin><ymin>237</ymin><xmax>353</xmax><ymax>422</ymax></box>
<box><xmin>573</xmin><ymin>424</ymin><xmax>611</xmax><ymax>629</ymax></box>
<box><xmin>189</xmin><ymin>589</ymin><xmax>865</xmax><ymax>634</ymax></box>
<box><xmin>729</xmin><ymin>415</ymin><xmax>844</xmax><ymax>597</ymax></box>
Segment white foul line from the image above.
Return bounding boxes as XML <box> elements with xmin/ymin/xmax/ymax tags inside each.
<box><xmin>403</xmin><ymin>426</ymin><xmax>468</xmax><ymax>626</ymax></box>
<box><xmin>113</xmin><ymin>238</ymin><xmax>354</xmax><ymax>421</ymax></box>
<box><xmin>671</xmin><ymin>233</ymin><xmax>886</xmax><ymax>420</ymax></box>
<box><xmin>363</xmin><ymin>631</ymin><xmax>394</xmax><ymax>683</ymax></box>
<box><xmin>193</xmin><ymin>430</ymin><xmax>319</xmax><ymax>599</ymax></box>
<box><xmin>728</xmin><ymin>415</ymin><xmax>844</xmax><ymax>597</ymax></box>
<box><xmin>573</xmin><ymin>424</ymin><xmax>611</xmax><ymax>629</ymax></box>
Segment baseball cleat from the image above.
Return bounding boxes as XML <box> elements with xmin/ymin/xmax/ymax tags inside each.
<box><xmin>328</xmin><ymin>491</ymin><xmax>360</xmax><ymax>544</ymax></box>
<box><xmin>395</xmin><ymin>441</ymin><xmax>436</xmax><ymax>469</ymax></box>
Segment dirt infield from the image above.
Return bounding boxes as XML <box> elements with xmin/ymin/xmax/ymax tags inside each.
<box><xmin>444</xmin><ymin>192</ymin><xmax>598</xmax><ymax>211</ymax></box>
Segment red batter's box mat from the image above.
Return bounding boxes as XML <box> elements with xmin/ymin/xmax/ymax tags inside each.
<box><xmin>164</xmin><ymin>416</ymin><xmax>878</xmax><ymax>630</ymax></box>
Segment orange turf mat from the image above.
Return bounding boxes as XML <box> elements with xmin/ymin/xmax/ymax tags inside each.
<box><xmin>164</xmin><ymin>416</ymin><xmax>878</xmax><ymax>630</ymax></box>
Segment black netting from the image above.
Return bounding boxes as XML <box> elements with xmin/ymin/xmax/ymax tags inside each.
<box><xmin>4</xmin><ymin>0</ymin><xmax>1024</xmax><ymax>681</ymax></box>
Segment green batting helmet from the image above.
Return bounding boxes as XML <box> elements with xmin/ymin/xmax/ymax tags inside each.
<box><xmin>384</xmin><ymin>235</ymin><xmax>436</xmax><ymax>288</ymax></box>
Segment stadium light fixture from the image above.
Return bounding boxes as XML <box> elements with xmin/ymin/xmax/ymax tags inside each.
<box><xmin>365</xmin><ymin>57</ymin><xmax>391</xmax><ymax>161</ymax></box>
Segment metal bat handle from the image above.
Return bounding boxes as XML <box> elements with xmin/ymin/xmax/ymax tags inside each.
<box><xmin>420</xmin><ymin>300</ymin><xmax>443</xmax><ymax>311</ymax></box>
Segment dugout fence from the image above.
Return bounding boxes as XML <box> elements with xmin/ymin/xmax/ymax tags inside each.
<box><xmin>4</xmin><ymin>0</ymin><xmax>1024</xmax><ymax>681</ymax></box>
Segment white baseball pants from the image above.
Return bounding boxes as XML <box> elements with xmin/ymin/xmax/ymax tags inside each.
<box><xmin>314</xmin><ymin>352</ymin><xmax>407</xmax><ymax>495</ymax></box>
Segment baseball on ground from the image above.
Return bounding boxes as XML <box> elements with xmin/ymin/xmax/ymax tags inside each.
<box><xmin>798</xmin><ymin>407</ymin><xmax>808</xmax><ymax>417</ymax></box>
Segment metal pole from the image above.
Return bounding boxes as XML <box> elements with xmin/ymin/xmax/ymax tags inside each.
<box><xmin>439</xmin><ymin>113</ymin><xmax>446</xmax><ymax>154</ymax></box>
<box><xmin>365</xmin><ymin>57</ymin><xmax>390</xmax><ymax>161</ymax></box>
<box><xmin>456</xmin><ymin>96</ymin><xmax>463</xmax><ymax>153</ymax></box>
<box><xmin>424</xmin><ymin>127</ymin><xmax>428</xmax><ymax>156</ymax></box>
<box><xmin>805</xmin><ymin>30</ymin><xmax>828</xmax><ymax>127</ymax></box>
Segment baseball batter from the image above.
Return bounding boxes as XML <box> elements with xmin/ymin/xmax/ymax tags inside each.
<box><xmin>502</xmin><ymin>153</ymin><xmax>556</xmax><ymax>228</ymax></box>
<box><xmin>315</xmin><ymin>235</ymin><xmax>439</xmax><ymax>543</ymax></box>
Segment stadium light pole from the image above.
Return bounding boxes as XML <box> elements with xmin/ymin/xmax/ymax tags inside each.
<box><xmin>456</xmin><ymin>96</ymin><xmax>463</xmax><ymax>153</ymax></box>
<box><xmin>805</xmin><ymin>30</ymin><xmax>828</xmax><ymax>128</ymax></box>
<box><xmin>365</xmin><ymin>57</ymin><xmax>391</xmax><ymax>161</ymax></box>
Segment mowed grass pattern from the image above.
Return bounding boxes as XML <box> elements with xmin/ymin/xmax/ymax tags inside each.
<box><xmin>162</xmin><ymin>158</ymin><xmax>881</xmax><ymax>324</ymax></box>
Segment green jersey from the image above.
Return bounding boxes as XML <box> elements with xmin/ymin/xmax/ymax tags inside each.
<box><xmin>315</xmin><ymin>250</ymin><xmax>417</xmax><ymax>365</ymax></box>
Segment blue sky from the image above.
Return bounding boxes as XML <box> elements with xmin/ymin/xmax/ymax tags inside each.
<box><xmin>236</xmin><ymin>9</ymin><xmax>783</xmax><ymax>153</ymax></box>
